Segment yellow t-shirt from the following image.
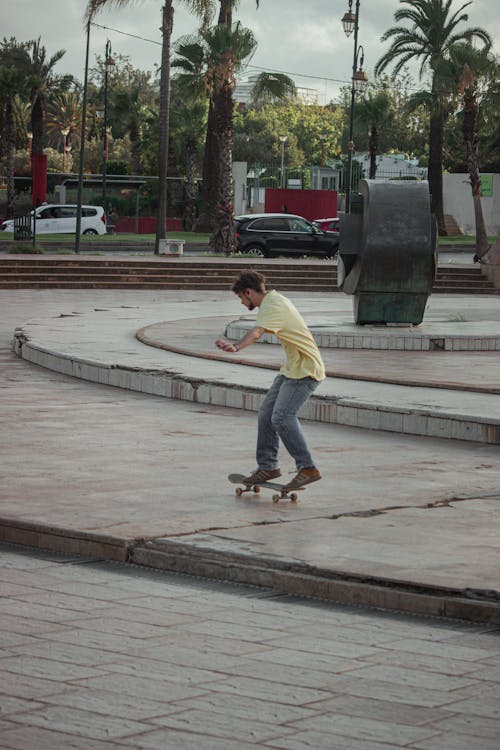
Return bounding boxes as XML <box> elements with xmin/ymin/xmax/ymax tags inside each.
<box><xmin>256</xmin><ymin>290</ymin><xmax>325</xmax><ymax>381</ymax></box>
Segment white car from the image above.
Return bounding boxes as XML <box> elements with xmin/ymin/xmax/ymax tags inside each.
<box><xmin>1</xmin><ymin>204</ymin><xmax>107</xmax><ymax>235</ymax></box>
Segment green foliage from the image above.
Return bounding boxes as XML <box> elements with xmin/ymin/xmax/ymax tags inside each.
<box><xmin>234</xmin><ymin>100</ymin><xmax>343</xmax><ymax>166</ymax></box>
<box><xmin>106</xmin><ymin>159</ymin><xmax>130</xmax><ymax>175</ymax></box>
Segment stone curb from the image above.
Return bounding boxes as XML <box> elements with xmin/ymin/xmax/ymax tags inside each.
<box><xmin>132</xmin><ymin>540</ymin><xmax>500</xmax><ymax>625</ymax></box>
<box><xmin>14</xmin><ymin>331</ymin><xmax>500</xmax><ymax>445</ymax></box>
<box><xmin>1</xmin><ymin>517</ymin><xmax>498</xmax><ymax>625</ymax></box>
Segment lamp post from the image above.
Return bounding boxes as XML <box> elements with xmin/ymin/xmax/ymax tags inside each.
<box><xmin>75</xmin><ymin>18</ymin><xmax>91</xmax><ymax>254</ymax></box>
<box><xmin>279</xmin><ymin>135</ymin><xmax>287</xmax><ymax>189</ymax></box>
<box><xmin>101</xmin><ymin>40</ymin><xmax>115</xmax><ymax>213</ymax></box>
<box><xmin>27</xmin><ymin>131</ymin><xmax>33</xmax><ymax>169</ymax></box>
<box><xmin>342</xmin><ymin>0</ymin><xmax>368</xmax><ymax>213</ymax></box>
<box><xmin>61</xmin><ymin>127</ymin><xmax>70</xmax><ymax>172</ymax></box>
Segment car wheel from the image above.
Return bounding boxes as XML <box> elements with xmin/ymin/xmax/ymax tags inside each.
<box><xmin>244</xmin><ymin>244</ymin><xmax>266</xmax><ymax>258</ymax></box>
<box><xmin>83</xmin><ymin>228</ymin><xmax>98</xmax><ymax>235</ymax></box>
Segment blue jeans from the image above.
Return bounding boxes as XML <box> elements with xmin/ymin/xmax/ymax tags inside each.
<box><xmin>257</xmin><ymin>374</ymin><xmax>319</xmax><ymax>471</ymax></box>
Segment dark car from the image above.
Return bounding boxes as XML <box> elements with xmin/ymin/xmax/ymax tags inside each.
<box><xmin>234</xmin><ymin>213</ymin><xmax>339</xmax><ymax>258</ymax></box>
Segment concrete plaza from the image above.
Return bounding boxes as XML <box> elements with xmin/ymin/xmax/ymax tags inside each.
<box><xmin>1</xmin><ymin>285</ymin><xmax>499</xmax><ymax>623</ymax></box>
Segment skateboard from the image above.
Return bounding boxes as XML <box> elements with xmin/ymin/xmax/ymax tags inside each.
<box><xmin>228</xmin><ymin>473</ymin><xmax>305</xmax><ymax>503</ymax></box>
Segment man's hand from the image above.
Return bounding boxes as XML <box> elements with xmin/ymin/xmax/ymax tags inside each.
<box><xmin>215</xmin><ymin>338</ymin><xmax>238</xmax><ymax>353</ymax></box>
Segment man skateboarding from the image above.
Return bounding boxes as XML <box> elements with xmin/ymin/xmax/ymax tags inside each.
<box><xmin>216</xmin><ymin>270</ymin><xmax>325</xmax><ymax>492</ymax></box>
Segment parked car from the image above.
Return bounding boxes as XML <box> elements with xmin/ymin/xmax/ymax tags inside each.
<box><xmin>312</xmin><ymin>217</ymin><xmax>340</xmax><ymax>238</ymax></box>
<box><xmin>1</xmin><ymin>204</ymin><xmax>107</xmax><ymax>236</ymax></box>
<box><xmin>234</xmin><ymin>213</ymin><xmax>338</xmax><ymax>258</ymax></box>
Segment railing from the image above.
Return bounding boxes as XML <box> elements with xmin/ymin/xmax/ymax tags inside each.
<box><xmin>14</xmin><ymin>213</ymin><xmax>35</xmax><ymax>246</ymax></box>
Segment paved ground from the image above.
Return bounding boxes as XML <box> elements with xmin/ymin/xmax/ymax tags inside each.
<box><xmin>1</xmin><ymin>542</ymin><xmax>500</xmax><ymax>750</ymax></box>
<box><xmin>2</xmin><ymin>288</ymin><xmax>500</xmax><ymax>624</ymax></box>
<box><xmin>2</xmin><ymin>283</ymin><xmax>500</xmax><ymax>748</ymax></box>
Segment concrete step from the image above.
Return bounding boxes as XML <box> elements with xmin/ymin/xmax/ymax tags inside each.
<box><xmin>0</xmin><ymin>258</ymin><xmax>496</xmax><ymax>294</ymax></box>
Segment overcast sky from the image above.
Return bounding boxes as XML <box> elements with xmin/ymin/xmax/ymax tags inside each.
<box><xmin>7</xmin><ymin>0</ymin><xmax>500</xmax><ymax>103</ymax></box>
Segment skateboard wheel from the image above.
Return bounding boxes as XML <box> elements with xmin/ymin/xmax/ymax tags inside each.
<box><xmin>253</xmin><ymin>485</ymin><xmax>261</xmax><ymax>493</ymax></box>
<box><xmin>290</xmin><ymin>493</ymin><xmax>298</xmax><ymax>503</ymax></box>
<box><xmin>235</xmin><ymin>487</ymin><xmax>243</xmax><ymax>496</ymax></box>
<box><xmin>272</xmin><ymin>494</ymin><xmax>280</xmax><ymax>503</ymax></box>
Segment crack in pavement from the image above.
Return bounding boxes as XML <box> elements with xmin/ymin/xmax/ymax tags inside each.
<box><xmin>155</xmin><ymin>492</ymin><xmax>499</xmax><ymax>540</ymax></box>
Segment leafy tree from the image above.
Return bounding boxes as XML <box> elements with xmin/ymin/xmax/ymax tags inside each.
<box><xmin>375</xmin><ymin>0</ymin><xmax>491</xmax><ymax>234</ymax></box>
<box><xmin>90</xmin><ymin>55</ymin><xmax>158</xmax><ymax>174</ymax></box>
<box><xmin>448</xmin><ymin>42</ymin><xmax>498</xmax><ymax>257</ymax></box>
<box><xmin>238</xmin><ymin>100</ymin><xmax>343</xmax><ymax>166</ymax></box>
<box><xmin>0</xmin><ymin>38</ymin><xmax>31</xmax><ymax>217</ymax></box>
<box><xmin>86</xmin><ymin>0</ymin><xmax>216</xmax><ymax>254</ymax></box>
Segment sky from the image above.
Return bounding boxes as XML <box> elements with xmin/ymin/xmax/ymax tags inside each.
<box><xmin>6</xmin><ymin>0</ymin><xmax>500</xmax><ymax>104</ymax></box>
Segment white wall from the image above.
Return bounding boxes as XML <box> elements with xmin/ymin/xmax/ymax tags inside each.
<box><xmin>443</xmin><ymin>173</ymin><xmax>500</xmax><ymax>236</ymax></box>
<box><xmin>232</xmin><ymin>162</ymin><xmax>247</xmax><ymax>215</ymax></box>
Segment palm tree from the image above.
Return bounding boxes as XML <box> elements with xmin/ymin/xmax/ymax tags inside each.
<box><xmin>174</xmin><ymin>22</ymin><xmax>257</xmax><ymax>251</ymax></box>
<box><xmin>0</xmin><ymin>39</ymin><xmax>31</xmax><ymax>218</ymax></box>
<box><xmin>447</xmin><ymin>42</ymin><xmax>497</xmax><ymax>258</ymax></box>
<box><xmin>86</xmin><ymin>0</ymin><xmax>216</xmax><ymax>254</ymax></box>
<box><xmin>169</xmin><ymin>76</ymin><xmax>208</xmax><ymax>230</ymax></box>
<box><xmin>375</xmin><ymin>0</ymin><xmax>491</xmax><ymax>234</ymax></box>
<box><xmin>197</xmin><ymin>0</ymin><xmax>260</xmax><ymax>231</ymax></box>
<box><xmin>27</xmin><ymin>38</ymin><xmax>72</xmax><ymax>157</ymax></box>
<box><xmin>46</xmin><ymin>90</ymin><xmax>82</xmax><ymax>153</ymax></box>
<box><xmin>355</xmin><ymin>89</ymin><xmax>392</xmax><ymax>178</ymax></box>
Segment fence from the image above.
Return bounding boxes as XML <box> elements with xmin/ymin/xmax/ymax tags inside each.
<box><xmin>14</xmin><ymin>213</ymin><xmax>35</xmax><ymax>246</ymax></box>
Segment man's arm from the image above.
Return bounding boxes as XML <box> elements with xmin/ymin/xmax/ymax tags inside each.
<box><xmin>215</xmin><ymin>325</ymin><xmax>265</xmax><ymax>353</ymax></box>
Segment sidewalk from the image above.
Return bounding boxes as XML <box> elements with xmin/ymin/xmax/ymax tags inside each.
<box><xmin>2</xmin><ymin>289</ymin><xmax>500</xmax><ymax>623</ymax></box>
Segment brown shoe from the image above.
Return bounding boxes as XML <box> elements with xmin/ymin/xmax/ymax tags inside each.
<box><xmin>283</xmin><ymin>467</ymin><xmax>321</xmax><ymax>491</ymax></box>
<box><xmin>243</xmin><ymin>468</ymin><xmax>282</xmax><ymax>485</ymax></box>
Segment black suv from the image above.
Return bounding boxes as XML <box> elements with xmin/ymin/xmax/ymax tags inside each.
<box><xmin>234</xmin><ymin>213</ymin><xmax>339</xmax><ymax>258</ymax></box>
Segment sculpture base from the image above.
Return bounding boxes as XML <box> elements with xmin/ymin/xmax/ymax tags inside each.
<box><xmin>354</xmin><ymin>292</ymin><xmax>429</xmax><ymax>326</ymax></box>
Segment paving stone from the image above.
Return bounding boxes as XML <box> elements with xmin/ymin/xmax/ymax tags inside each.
<box><xmin>411</xmin><ymin>732</ymin><xmax>500</xmax><ymax>750</ymax></box>
<box><xmin>41</xmin><ymin>686</ymin><xmax>188</xmax><ymax>721</ymax></box>
<box><xmin>151</xmin><ymin>706</ymin><xmax>296</xmax><ymax>743</ymax></box>
<box><xmin>0</xmin><ymin>726</ymin><xmax>137</xmax><ymax>750</ymax></box>
<box><xmin>117</xmin><ymin>726</ymin><xmax>260</xmax><ymax>750</ymax></box>
<box><xmin>284</xmin><ymin>711</ymin><xmax>440</xmax><ymax>746</ymax></box>
<box><xmin>9</xmin><ymin>705</ymin><xmax>153</xmax><ymax>741</ymax></box>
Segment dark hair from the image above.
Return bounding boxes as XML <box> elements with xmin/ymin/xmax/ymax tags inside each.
<box><xmin>231</xmin><ymin>270</ymin><xmax>266</xmax><ymax>294</ymax></box>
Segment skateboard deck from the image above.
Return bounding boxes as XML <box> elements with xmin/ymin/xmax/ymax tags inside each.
<box><xmin>228</xmin><ymin>473</ymin><xmax>305</xmax><ymax>503</ymax></box>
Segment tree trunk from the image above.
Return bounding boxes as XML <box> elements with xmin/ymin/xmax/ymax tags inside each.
<box><xmin>196</xmin><ymin>102</ymin><xmax>218</xmax><ymax>231</ymax></box>
<box><xmin>428</xmin><ymin>107</ymin><xmax>446</xmax><ymax>235</ymax></box>
<box><xmin>210</xmin><ymin>85</ymin><xmax>236</xmax><ymax>254</ymax></box>
<box><xmin>462</xmin><ymin>89</ymin><xmax>489</xmax><ymax>258</ymax></box>
<box><xmin>183</xmin><ymin>139</ymin><xmax>198</xmax><ymax>231</ymax></box>
<box><xmin>155</xmin><ymin>1</ymin><xmax>174</xmax><ymax>255</ymax></box>
<box><xmin>4</xmin><ymin>97</ymin><xmax>16</xmax><ymax>218</ymax></box>
<box><xmin>369</xmin><ymin>124</ymin><xmax>377</xmax><ymax>179</ymax></box>
<box><xmin>196</xmin><ymin>0</ymin><xmax>233</xmax><ymax>232</ymax></box>
<box><xmin>31</xmin><ymin>93</ymin><xmax>44</xmax><ymax>156</ymax></box>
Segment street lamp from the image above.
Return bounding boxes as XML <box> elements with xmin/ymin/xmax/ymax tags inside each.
<box><xmin>101</xmin><ymin>40</ymin><xmax>115</xmax><ymax>212</ymax></box>
<box><xmin>75</xmin><ymin>18</ymin><xmax>91</xmax><ymax>254</ymax></box>
<box><xmin>342</xmin><ymin>0</ymin><xmax>368</xmax><ymax>213</ymax></box>
<box><xmin>27</xmin><ymin>131</ymin><xmax>33</xmax><ymax>166</ymax></box>
<box><xmin>61</xmin><ymin>126</ymin><xmax>70</xmax><ymax>172</ymax></box>
<box><xmin>279</xmin><ymin>135</ymin><xmax>287</xmax><ymax>189</ymax></box>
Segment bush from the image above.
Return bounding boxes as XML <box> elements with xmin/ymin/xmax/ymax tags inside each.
<box><xmin>8</xmin><ymin>243</ymin><xmax>43</xmax><ymax>254</ymax></box>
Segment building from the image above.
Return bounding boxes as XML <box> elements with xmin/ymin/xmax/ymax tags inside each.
<box><xmin>234</xmin><ymin>74</ymin><xmax>318</xmax><ymax>106</ymax></box>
